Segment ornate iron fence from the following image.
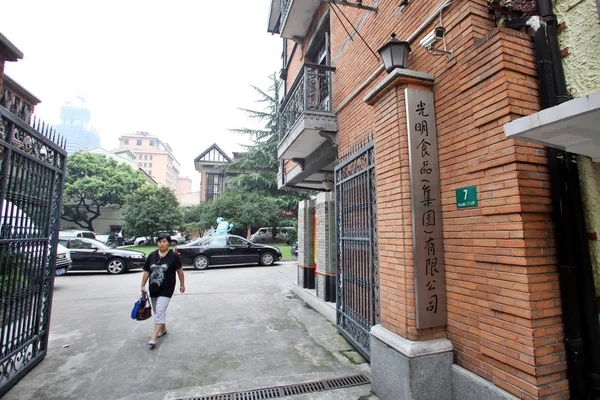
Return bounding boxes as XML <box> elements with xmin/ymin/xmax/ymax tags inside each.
<box><xmin>0</xmin><ymin>105</ymin><xmax>67</xmax><ymax>396</ymax></box>
<box><xmin>279</xmin><ymin>63</ymin><xmax>335</xmax><ymax>144</ymax></box>
<box><xmin>335</xmin><ymin>140</ymin><xmax>379</xmax><ymax>360</ymax></box>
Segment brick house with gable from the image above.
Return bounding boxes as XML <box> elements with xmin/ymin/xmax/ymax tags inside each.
<box><xmin>267</xmin><ymin>0</ymin><xmax>600</xmax><ymax>399</ymax></box>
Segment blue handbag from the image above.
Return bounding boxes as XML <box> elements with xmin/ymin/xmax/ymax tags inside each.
<box><xmin>131</xmin><ymin>292</ymin><xmax>148</xmax><ymax>320</ymax></box>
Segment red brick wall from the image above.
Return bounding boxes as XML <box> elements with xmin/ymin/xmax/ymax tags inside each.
<box><xmin>283</xmin><ymin>0</ymin><xmax>568</xmax><ymax>398</ymax></box>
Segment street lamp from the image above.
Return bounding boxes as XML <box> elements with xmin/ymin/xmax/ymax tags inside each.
<box><xmin>377</xmin><ymin>33</ymin><xmax>411</xmax><ymax>72</ymax></box>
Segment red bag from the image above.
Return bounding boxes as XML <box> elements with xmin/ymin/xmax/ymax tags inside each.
<box><xmin>137</xmin><ymin>292</ymin><xmax>152</xmax><ymax>321</ymax></box>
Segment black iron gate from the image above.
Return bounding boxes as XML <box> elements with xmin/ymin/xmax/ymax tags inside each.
<box><xmin>0</xmin><ymin>105</ymin><xmax>67</xmax><ymax>396</ymax></box>
<box><xmin>335</xmin><ymin>141</ymin><xmax>378</xmax><ymax>360</ymax></box>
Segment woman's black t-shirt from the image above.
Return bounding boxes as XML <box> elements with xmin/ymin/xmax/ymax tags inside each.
<box><xmin>143</xmin><ymin>250</ymin><xmax>182</xmax><ymax>298</ymax></box>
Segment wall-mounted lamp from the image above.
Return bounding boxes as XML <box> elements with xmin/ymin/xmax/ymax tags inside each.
<box><xmin>322</xmin><ymin>173</ymin><xmax>334</xmax><ymax>191</ymax></box>
<box><xmin>377</xmin><ymin>33</ymin><xmax>411</xmax><ymax>73</ymax></box>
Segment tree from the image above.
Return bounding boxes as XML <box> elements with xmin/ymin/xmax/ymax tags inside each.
<box><xmin>121</xmin><ymin>185</ymin><xmax>184</xmax><ymax>240</ymax></box>
<box><xmin>62</xmin><ymin>152</ymin><xmax>147</xmax><ymax>231</ymax></box>
<box><xmin>224</xmin><ymin>74</ymin><xmax>280</xmax><ymax>195</ymax></box>
<box><xmin>182</xmin><ymin>204</ymin><xmax>205</xmax><ymax>238</ymax></box>
<box><xmin>224</xmin><ymin>73</ymin><xmax>312</xmax><ymax>231</ymax></box>
<box><xmin>194</xmin><ymin>191</ymin><xmax>281</xmax><ymax>238</ymax></box>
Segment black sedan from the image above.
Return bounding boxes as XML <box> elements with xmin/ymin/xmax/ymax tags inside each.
<box><xmin>57</xmin><ymin>238</ymin><xmax>146</xmax><ymax>275</ymax></box>
<box><xmin>174</xmin><ymin>234</ymin><xmax>282</xmax><ymax>270</ymax></box>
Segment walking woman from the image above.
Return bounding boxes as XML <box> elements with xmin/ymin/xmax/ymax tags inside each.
<box><xmin>140</xmin><ymin>232</ymin><xmax>185</xmax><ymax>347</ymax></box>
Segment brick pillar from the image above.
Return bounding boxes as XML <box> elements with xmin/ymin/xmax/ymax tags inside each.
<box><xmin>364</xmin><ymin>69</ymin><xmax>453</xmax><ymax>400</ymax></box>
<box><xmin>298</xmin><ymin>199</ymin><xmax>315</xmax><ymax>289</ymax></box>
<box><xmin>316</xmin><ymin>192</ymin><xmax>336</xmax><ymax>302</ymax></box>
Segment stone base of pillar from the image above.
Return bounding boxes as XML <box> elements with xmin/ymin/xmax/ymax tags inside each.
<box><xmin>298</xmin><ymin>265</ymin><xmax>315</xmax><ymax>289</ymax></box>
<box><xmin>316</xmin><ymin>273</ymin><xmax>336</xmax><ymax>302</ymax></box>
<box><xmin>370</xmin><ymin>325</ymin><xmax>453</xmax><ymax>400</ymax></box>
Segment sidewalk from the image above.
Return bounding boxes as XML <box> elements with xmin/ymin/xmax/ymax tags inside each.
<box><xmin>3</xmin><ymin>261</ymin><xmax>377</xmax><ymax>400</ymax></box>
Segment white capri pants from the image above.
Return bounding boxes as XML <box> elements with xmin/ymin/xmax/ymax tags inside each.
<box><xmin>150</xmin><ymin>296</ymin><xmax>171</xmax><ymax>324</ymax></box>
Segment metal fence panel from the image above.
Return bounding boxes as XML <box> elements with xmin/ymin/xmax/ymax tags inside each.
<box><xmin>0</xmin><ymin>105</ymin><xmax>67</xmax><ymax>396</ymax></box>
<box><xmin>335</xmin><ymin>141</ymin><xmax>378</xmax><ymax>360</ymax></box>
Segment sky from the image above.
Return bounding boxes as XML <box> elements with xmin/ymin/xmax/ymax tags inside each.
<box><xmin>0</xmin><ymin>0</ymin><xmax>282</xmax><ymax>187</ymax></box>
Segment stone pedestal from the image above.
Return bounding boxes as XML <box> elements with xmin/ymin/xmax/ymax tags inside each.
<box><xmin>298</xmin><ymin>265</ymin><xmax>315</xmax><ymax>289</ymax></box>
<box><xmin>298</xmin><ymin>199</ymin><xmax>315</xmax><ymax>289</ymax></box>
<box><xmin>315</xmin><ymin>192</ymin><xmax>336</xmax><ymax>302</ymax></box>
<box><xmin>370</xmin><ymin>325</ymin><xmax>453</xmax><ymax>400</ymax></box>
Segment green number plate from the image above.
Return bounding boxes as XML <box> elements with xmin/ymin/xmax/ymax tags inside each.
<box><xmin>456</xmin><ymin>186</ymin><xmax>478</xmax><ymax>208</ymax></box>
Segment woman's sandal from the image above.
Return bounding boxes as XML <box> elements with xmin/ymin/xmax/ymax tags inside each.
<box><xmin>157</xmin><ymin>330</ymin><xmax>168</xmax><ymax>338</ymax></box>
<box><xmin>148</xmin><ymin>339</ymin><xmax>156</xmax><ymax>346</ymax></box>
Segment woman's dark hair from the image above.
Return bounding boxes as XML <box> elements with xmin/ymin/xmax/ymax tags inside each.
<box><xmin>157</xmin><ymin>232</ymin><xmax>172</xmax><ymax>243</ymax></box>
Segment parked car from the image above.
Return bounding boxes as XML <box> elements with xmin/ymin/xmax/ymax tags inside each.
<box><xmin>250</xmin><ymin>227</ymin><xmax>295</xmax><ymax>243</ymax></box>
<box><xmin>57</xmin><ymin>237</ymin><xmax>146</xmax><ymax>275</ymax></box>
<box><xmin>59</xmin><ymin>230</ymin><xmax>96</xmax><ymax>240</ymax></box>
<box><xmin>134</xmin><ymin>231</ymin><xmax>188</xmax><ymax>246</ymax></box>
<box><xmin>55</xmin><ymin>243</ymin><xmax>72</xmax><ymax>276</ymax></box>
<box><xmin>174</xmin><ymin>234</ymin><xmax>282</xmax><ymax>270</ymax></box>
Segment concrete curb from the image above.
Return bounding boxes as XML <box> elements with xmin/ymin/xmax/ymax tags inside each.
<box><xmin>291</xmin><ymin>283</ymin><xmax>336</xmax><ymax>324</ymax></box>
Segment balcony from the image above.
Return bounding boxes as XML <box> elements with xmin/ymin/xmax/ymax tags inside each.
<box><xmin>268</xmin><ymin>0</ymin><xmax>321</xmax><ymax>40</ymax></box>
<box><xmin>277</xmin><ymin>63</ymin><xmax>337</xmax><ymax>190</ymax></box>
<box><xmin>279</xmin><ymin>63</ymin><xmax>337</xmax><ymax>159</ymax></box>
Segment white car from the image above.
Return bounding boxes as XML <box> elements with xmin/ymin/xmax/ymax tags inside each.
<box><xmin>134</xmin><ymin>232</ymin><xmax>188</xmax><ymax>246</ymax></box>
<box><xmin>55</xmin><ymin>243</ymin><xmax>72</xmax><ymax>276</ymax></box>
<box><xmin>250</xmin><ymin>227</ymin><xmax>295</xmax><ymax>243</ymax></box>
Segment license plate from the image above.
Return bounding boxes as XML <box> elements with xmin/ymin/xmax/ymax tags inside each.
<box><xmin>56</xmin><ymin>268</ymin><xmax>66</xmax><ymax>276</ymax></box>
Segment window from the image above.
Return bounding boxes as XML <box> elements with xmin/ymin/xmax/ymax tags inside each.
<box><xmin>305</xmin><ymin>14</ymin><xmax>331</xmax><ymax>110</ymax></box>
<box><xmin>206</xmin><ymin>173</ymin><xmax>223</xmax><ymax>201</ymax></box>
<box><xmin>123</xmin><ymin>139</ymin><xmax>129</xmax><ymax>145</ymax></box>
<box><xmin>150</xmin><ymin>140</ymin><xmax>155</xmax><ymax>146</ymax></box>
<box><xmin>70</xmin><ymin>239</ymin><xmax>91</xmax><ymax>249</ymax></box>
<box><xmin>148</xmin><ymin>170</ymin><xmax>152</xmax><ymax>175</ymax></box>
<box><xmin>210</xmin><ymin>236</ymin><xmax>226</xmax><ymax>248</ymax></box>
<box><xmin>136</xmin><ymin>139</ymin><xmax>142</xmax><ymax>146</ymax></box>
<box><xmin>150</xmin><ymin>155</ymin><xmax>153</xmax><ymax>160</ymax></box>
<box><xmin>149</xmin><ymin>163</ymin><xmax>152</xmax><ymax>168</ymax></box>
<box><xmin>229</xmin><ymin>236</ymin><xmax>247</xmax><ymax>246</ymax></box>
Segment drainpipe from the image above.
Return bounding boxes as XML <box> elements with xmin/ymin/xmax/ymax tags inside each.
<box><xmin>534</xmin><ymin>1</ymin><xmax>600</xmax><ymax>398</ymax></box>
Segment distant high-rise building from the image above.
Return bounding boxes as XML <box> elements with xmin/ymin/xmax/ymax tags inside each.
<box><xmin>117</xmin><ymin>131</ymin><xmax>180</xmax><ymax>190</ymax></box>
<box><xmin>56</xmin><ymin>98</ymin><xmax>100</xmax><ymax>154</ymax></box>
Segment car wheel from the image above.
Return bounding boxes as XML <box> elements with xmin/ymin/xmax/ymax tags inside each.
<box><xmin>193</xmin><ymin>255</ymin><xmax>209</xmax><ymax>270</ymax></box>
<box><xmin>106</xmin><ymin>258</ymin><xmax>127</xmax><ymax>274</ymax></box>
<box><xmin>260</xmin><ymin>252</ymin><xmax>275</xmax><ymax>266</ymax></box>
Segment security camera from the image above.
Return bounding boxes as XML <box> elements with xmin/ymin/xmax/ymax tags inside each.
<box><xmin>419</xmin><ymin>27</ymin><xmax>446</xmax><ymax>49</ymax></box>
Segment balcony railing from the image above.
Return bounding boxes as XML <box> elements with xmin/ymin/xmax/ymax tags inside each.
<box><xmin>279</xmin><ymin>63</ymin><xmax>335</xmax><ymax>143</ymax></box>
<box><xmin>281</xmin><ymin>0</ymin><xmax>292</xmax><ymax>29</ymax></box>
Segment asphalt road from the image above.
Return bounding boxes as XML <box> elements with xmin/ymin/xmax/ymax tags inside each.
<box><xmin>4</xmin><ymin>261</ymin><xmax>374</xmax><ymax>400</ymax></box>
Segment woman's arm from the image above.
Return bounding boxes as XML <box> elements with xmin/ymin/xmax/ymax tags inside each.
<box><xmin>177</xmin><ymin>268</ymin><xmax>185</xmax><ymax>294</ymax></box>
<box><xmin>141</xmin><ymin>271</ymin><xmax>149</xmax><ymax>293</ymax></box>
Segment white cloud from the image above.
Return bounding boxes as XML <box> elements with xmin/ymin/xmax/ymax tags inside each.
<box><xmin>1</xmin><ymin>0</ymin><xmax>282</xmax><ymax>186</ymax></box>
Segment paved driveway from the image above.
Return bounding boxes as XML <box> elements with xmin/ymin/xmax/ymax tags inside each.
<box><xmin>4</xmin><ymin>261</ymin><xmax>373</xmax><ymax>400</ymax></box>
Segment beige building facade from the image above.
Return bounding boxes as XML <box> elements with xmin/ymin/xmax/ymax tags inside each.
<box><xmin>117</xmin><ymin>131</ymin><xmax>180</xmax><ymax>190</ymax></box>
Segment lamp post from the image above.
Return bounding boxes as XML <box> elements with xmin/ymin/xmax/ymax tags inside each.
<box><xmin>377</xmin><ymin>33</ymin><xmax>411</xmax><ymax>72</ymax></box>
